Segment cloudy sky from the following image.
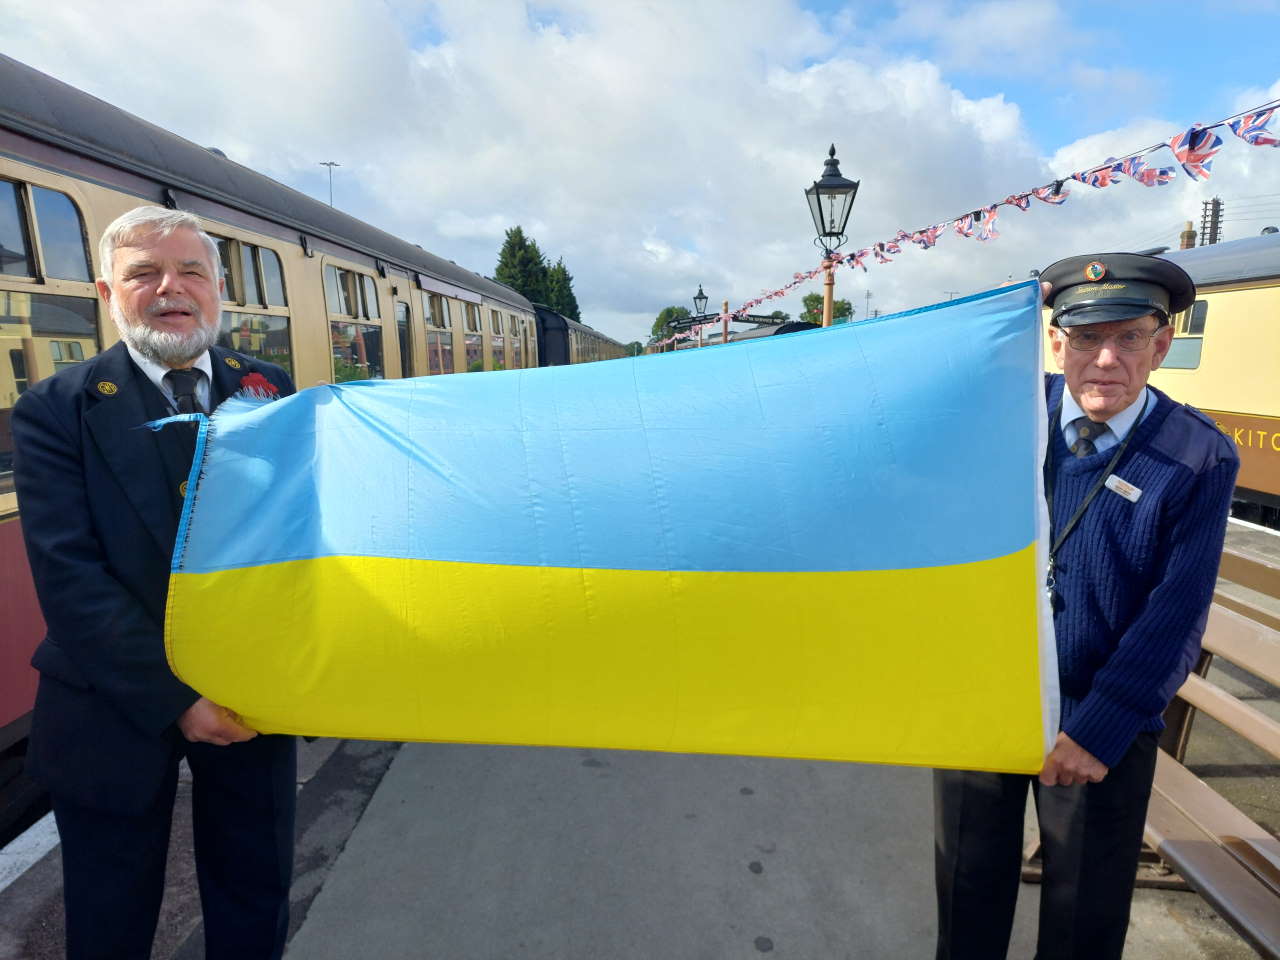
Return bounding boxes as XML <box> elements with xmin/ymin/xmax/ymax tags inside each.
<box><xmin>5</xmin><ymin>0</ymin><xmax>1280</xmax><ymax>343</ymax></box>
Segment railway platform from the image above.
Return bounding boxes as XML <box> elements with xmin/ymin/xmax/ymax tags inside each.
<box><xmin>0</xmin><ymin>522</ymin><xmax>1274</xmax><ymax>959</ymax></box>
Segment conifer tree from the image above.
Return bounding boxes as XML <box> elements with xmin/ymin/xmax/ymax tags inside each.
<box><xmin>494</xmin><ymin>226</ymin><xmax>550</xmax><ymax>305</ymax></box>
<box><xmin>546</xmin><ymin>257</ymin><xmax>581</xmax><ymax>321</ymax></box>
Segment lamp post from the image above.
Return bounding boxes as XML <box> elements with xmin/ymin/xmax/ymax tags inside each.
<box><xmin>693</xmin><ymin>284</ymin><xmax>709</xmax><ymax>317</ymax></box>
<box><xmin>692</xmin><ymin>284</ymin><xmax>710</xmax><ymax>347</ymax></box>
<box><xmin>804</xmin><ymin>145</ymin><xmax>860</xmax><ymax>327</ymax></box>
<box><xmin>319</xmin><ymin>161</ymin><xmax>340</xmax><ymax>206</ymax></box>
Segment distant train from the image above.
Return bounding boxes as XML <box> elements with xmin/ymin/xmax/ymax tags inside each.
<box><xmin>0</xmin><ymin>54</ymin><xmax>624</xmax><ymax>782</ymax></box>
<box><xmin>533</xmin><ymin>304</ymin><xmax>628</xmax><ymax>365</ymax></box>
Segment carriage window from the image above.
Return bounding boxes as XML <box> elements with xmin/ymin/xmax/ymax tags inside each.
<box><xmin>423</xmin><ymin>292</ymin><xmax>451</xmax><ymax>329</ymax></box>
<box><xmin>361</xmin><ymin>274</ymin><xmax>380</xmax><ymax>319</ymax></box>
<box><xmin>260</xmin><ymin>247</ymin><xmax>286</xmax><ymax>307</ymax></box>
<box><xmin>427</xmin><ymin>331</ymin><xmax>454</xmax><ymax>375</ymax></box>
<box><xmin>1180</xmin><ymin>300</ymin><xmax>1207</xmax><ymax>336</ymax></box>
<box><xmin>31</xmin><ymin>187</ymin><xmax>91</xmax><ymax>282</ymax></box>
<box><xmin>8</xmin><ymin>348</ymin><xmax>27</xmax><ymax>393</ymax></box>
<box><xmin>1165</xmin><ymin>299</ymin><xmax>1208</xmax><ymax>370</ymax></box>
<box><xmin>510</xmin><ymin>320</ymin><xmax>523</xmax><ymax>369</ymax></box>
<box><xmin>220</xmin><ymin>311</ymin><xmax>293</xmax><ymax>377</ymax></box>
<box><xmin>331</xmin><ymin>321</ymin><xmax>384</xmax><ymax>382</ymax></box>
<box><xmin>464</xmin><ymin>303</ymin><xmax>481</xmax><ymax>333</ymax></box>
<box><xmin>464</xmin><ymin>331</ymin><xmax>483</xmax><ymax>372</ymax></box>
<box><xmin>324</xmin><ymin>264</ymin><xmax>345</xmax><ymax>314</ymax></box>
<box><xmin>396</xmin><ymin>301</ymin><xmax>412</xmax><ymax>379</ymax></box>
<box><xmin>240</xmin><ymin>243</ymin><xmax>263</xmax><ymax>306</ymax></box>
<box><xmin>0</xmin><ymin>182</ymin><xmax>34</xmax><ymax>277</ymax></box>
<box><xmin>48</xmin><ymin>339</ymin><xmax>85</xmax><ymax>371</ymax></box>
<box><xmin>214</xmin><ymin>236</ymin><xmax>238</xmax><ymax>302</ymax></box>
<box><xmin>326</xmin><ymin>265</ymin><xmax>356</xmax><ymax>317</ymax></box>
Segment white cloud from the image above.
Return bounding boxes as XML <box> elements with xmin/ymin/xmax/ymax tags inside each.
<box><xmin>884</xmin><ymin>0</ymin><xmax>1084</xmax><ymax>76</ymax></box>
<box><xmin>3</xmin><ymin>0</ymin><xmax>1279</xmax><ymax>345</ymax></box>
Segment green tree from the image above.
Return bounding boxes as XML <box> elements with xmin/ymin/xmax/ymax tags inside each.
<box><xmin>651</xmin><ymin>305</ymin><xmax>691</xmax><ymax>341</ymax></box>
<box><xmin>799</xmin><ymin>293</ymin><xmax>852</xmax><ymax>324</ymax></box>
<box><xmin>625</xmin><ymin>341</ymin><xmax>644</xmax><ymax>356</ymax></box>
<box><xmin>494</xmin><ymin>226</ymin><xmax>550</xmax><ymax>305</ymax></box>
<box><xmin>767</xmin><ymin>309</ymin><xmax>790</xmax><ymax>321</ymax></box>
<box><xmin>546</xmin><ymin>257</ymin><xmax>581</xmax><ymax>321</ymax></box>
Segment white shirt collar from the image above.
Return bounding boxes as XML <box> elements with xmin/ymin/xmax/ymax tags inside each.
<box><xmin>125</xmin><ymin>343</ymin><xmax>214</xmax><ymax>406</ymax></box>
<box><xmin>1059</xmin><ymin>385</ymin><xmax>1149</xmax><ymax>443</ymax></box>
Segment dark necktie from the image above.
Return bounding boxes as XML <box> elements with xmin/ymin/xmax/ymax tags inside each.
<box><xmin>1069</xmin><ymin>416</ymin><xmax>1108</xmax><ymax>458</ymax></box>
<box><xmin>164</xmin><ymin>368</ymin><xmax>205</xmax><ymax>415</ymax></box>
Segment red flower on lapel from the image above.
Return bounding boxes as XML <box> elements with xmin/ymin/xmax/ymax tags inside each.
<box><xmin>238</xmin><ymin>371</ymin><xmax>280</xmax><ymax>399</ymax></box>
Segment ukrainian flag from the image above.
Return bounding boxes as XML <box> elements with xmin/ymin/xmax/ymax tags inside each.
<box><xmin>166</xmin><ymin>281</ymin><xmax>1056</xmax><ymax>772</ymax></box>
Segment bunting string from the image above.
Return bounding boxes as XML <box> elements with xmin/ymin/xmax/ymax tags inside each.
<box><xmin>654</xmin><ymin>95</ymin><xmax>1280</xmax><ymax>346</ymax></box>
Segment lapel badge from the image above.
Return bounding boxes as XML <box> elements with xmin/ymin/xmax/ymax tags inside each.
<box><xmin>1084</xmin><ymin>261</ymin><xmax>1106</xmax><ymax>282</ymax></box>
<box><xmin>179</xmin><ymin>480</ymin><xmax>189</xmax><ymax>498</ymax></box>
<box><xmin>96</xmin><ymin>380</ymin><xmax>119</xmax><ymax>396</ymax></box>
<box><xmin>224</xmin><ymin>356</ymin><xmax>242</xmax><ymax>370</ymax></box>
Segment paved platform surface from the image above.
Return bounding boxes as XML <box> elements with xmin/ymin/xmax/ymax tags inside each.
<box><xmin>285</xmin><ymin>743</ymin><xmax>1254</xmax><ymax>959</ymax></box>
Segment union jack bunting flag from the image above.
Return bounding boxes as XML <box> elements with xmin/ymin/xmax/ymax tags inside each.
<box><xmin>872</xmin><ymin>241</ymin><xmax>898</xmax><ymax>264</ymax></box>
<box><xmin>1031</xmin><ymin>184</ymin><xmax>1070</xmax><ymax>205</ymax></box>
<box><xmin>953</xmin><ymin>214</ymin><xmax>975</xmax><ymax>238</ymax></box>
<box><xmin>1168</xmin><ymin>124</ymin><xmax>1223</xmax><ymax>180</ymax></box>
<box><xmin>1005</xmin><ymin>193</ymin><xmax>1031</xmax><ymax>211</ymax></box>
<box><xmin>1071</xmin><ymin>160</ymin><xmax>1123</xmax><ymax>188</ymax></box>
<box><xmin>1120</xmin><ymin>156</ymin><xmax>1176</xmax><ymax>187</ymax></box>
<box><xmin>911</xmin><ymin>224</ymin><xmax>945</xmax><ymax>249</ymax></box>
<box><xmin>849</xmin><ymin>249</ymin><xmax>869</xmax><ymax>272</ymax></box>
<box><xmin>976</xmin><ymin>206</ymin><xmax>1000</xmax><ymax>242</ymax></box>
<box><xmin>1227</xmin><ymin>109</ymin><xmax>1280</xmax><ymax>147</ymax></box>
<box><xmin>893</xmin><ymin>230</ymin><xmax>912</xmax><ymax>244</ymax></box>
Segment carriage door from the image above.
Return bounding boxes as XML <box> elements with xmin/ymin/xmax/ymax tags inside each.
<box><xmin>395</xmin><ymin>300</ymin><xmax>413</xmax><ymax>378</ymax></box>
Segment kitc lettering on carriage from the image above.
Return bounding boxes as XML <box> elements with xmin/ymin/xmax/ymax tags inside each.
<box><xmin>1221</xmin><ymin>424</ymin><xmax>1280</xmax><ymax>452</ymax></box>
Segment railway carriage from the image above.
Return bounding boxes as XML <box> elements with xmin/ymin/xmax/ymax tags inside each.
<box><xmin>1152</xmin><ymin>233</ymin><xmax>1280</xmax><ymax>527</ymax></box>
<box><xmin>0</xmin><ymin>54</ymin><xmax>620</xmax><ymax>797</ymax></box>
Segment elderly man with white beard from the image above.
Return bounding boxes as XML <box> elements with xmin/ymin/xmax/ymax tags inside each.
<box><xmin>12</xmin><ymin>206</ymin><xmax>297</xmax><ymax>959</ymax></box>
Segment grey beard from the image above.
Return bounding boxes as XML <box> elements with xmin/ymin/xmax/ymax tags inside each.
<box><xmin>112</xmin><ymin>301</ymin><xmax>220</xmax><ymax>366</ymax></box>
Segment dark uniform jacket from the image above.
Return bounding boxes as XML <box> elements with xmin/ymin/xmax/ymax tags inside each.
<box><xmin>12</xmin><ymin>341</ymin><xmax>294</xmax><ymax>814</ymax></box>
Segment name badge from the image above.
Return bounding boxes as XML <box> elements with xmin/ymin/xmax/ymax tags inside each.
<box><xmin>1105</xmin><ymin>474</ymin><xmax>1142</xmax><ymax>503</ymax></box>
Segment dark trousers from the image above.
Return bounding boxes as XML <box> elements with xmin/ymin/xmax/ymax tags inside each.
<box><xmin>53</xmin><ymin>734</ymin><xmax>296</xmax><ymax>960</ymax></box>
<box><xmin>933</xmin><ymin>731</ymin><xmax>1158</xmax><ymax>960</ymax></box>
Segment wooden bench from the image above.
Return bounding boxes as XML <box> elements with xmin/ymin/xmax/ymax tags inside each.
<box><xmin>1146</xmin><ymin>546</ymin><xmax>1280</xmax><ymax>958</ymax></box>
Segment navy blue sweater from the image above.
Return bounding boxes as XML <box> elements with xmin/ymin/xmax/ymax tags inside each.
<box><xmin>1045</xmin><ymin>374</ymin><xmax>1238</xmax><ymax>767</ymax></box>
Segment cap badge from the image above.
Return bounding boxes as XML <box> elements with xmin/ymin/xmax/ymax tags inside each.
<box><xmin>1084</xmin><ymin>261</ymin><xmax>1106</xmax><ymax>282</ymax></box>
<box><xmin>179</xmin><ymin>480</ymin><xmax>189</xmax><ymax>498</ymax></box>
<box><xmin>224</xmin><ymin>356</ymin><xmax>242</xmax><ymax>369</ymax></box>
<box><xmin>96</xmin><ymin>381</ymin><xmax>118</xmax><ymax>396</ymax></box>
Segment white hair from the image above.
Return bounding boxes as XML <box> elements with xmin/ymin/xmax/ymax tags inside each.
<box><xmin>97</xmin><ymin>205</ymin><xmax>222</xmax><ymax>284</ymax></box>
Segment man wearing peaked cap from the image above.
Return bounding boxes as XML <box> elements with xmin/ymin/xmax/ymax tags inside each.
<box><xmin>933</xmin><ymin>253</ymin><xmax>1238</xmax><ymax>959</ymax></box>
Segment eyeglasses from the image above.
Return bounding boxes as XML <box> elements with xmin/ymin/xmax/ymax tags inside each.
<box><xmin>1062</xmin><ymin>327</ymin><xmax>1160</xmax><ymax>353</ymax></box>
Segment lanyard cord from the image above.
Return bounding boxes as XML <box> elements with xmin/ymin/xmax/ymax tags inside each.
<box><xmin>1045</xmin><ymin>391</ymin><xmax>1149</xmax><ymax>585</ymax></box>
